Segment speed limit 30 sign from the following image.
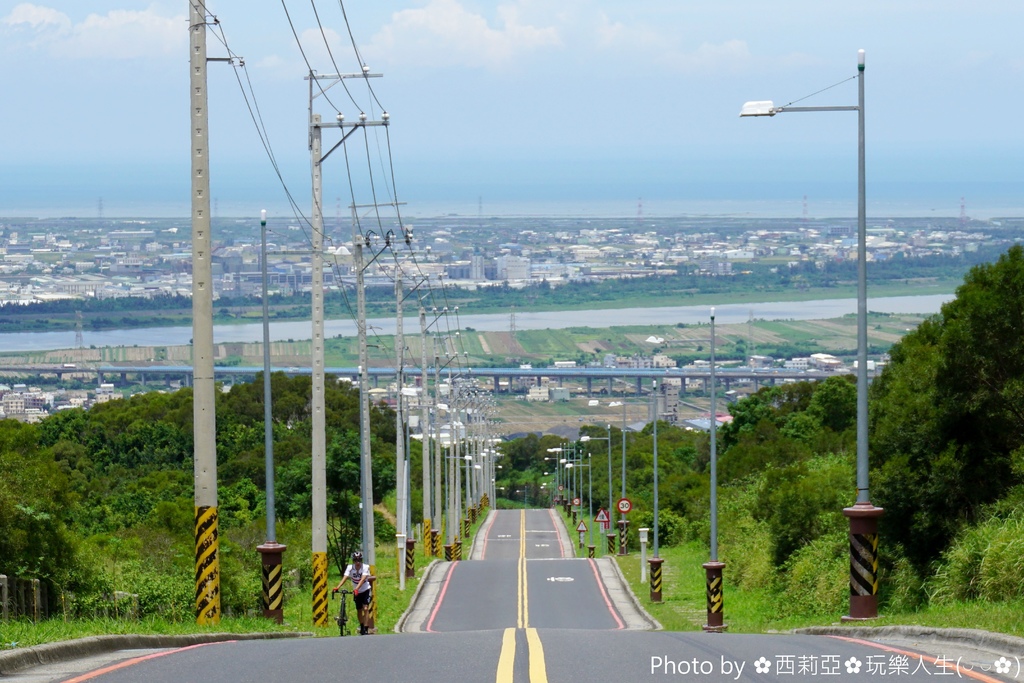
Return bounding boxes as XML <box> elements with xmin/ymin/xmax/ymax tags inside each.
<box><xmin>616</xmin><ymin>497</ymin><xmax>632</xmax><ymax>514</ymax></box>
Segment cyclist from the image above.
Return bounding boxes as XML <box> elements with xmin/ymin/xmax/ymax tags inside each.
<box><xmin>333</xmin><ymin>551</ymin><xmax>372</xmax><ymax>635</ymax></box>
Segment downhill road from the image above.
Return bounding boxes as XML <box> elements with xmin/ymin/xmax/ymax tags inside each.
<box><xmin>12</xmin><ymin>509</ymin><xmax>1018</xmax><ymax>683</ymax></box>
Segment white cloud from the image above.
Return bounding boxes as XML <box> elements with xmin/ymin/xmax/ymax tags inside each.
<box><xmin>366</xmin><ymin>0</ymin><xmax>562</xmax><ymax>69</ymax></box>
<box><xmin>3</xmin><ymin>3</ymin><xmax>71</xmax><ymax>32</ymax></box>
<box><xmin>2</xmin><ymin>4</ymin><xmax>185</xmax><ymax>60</ymax></box>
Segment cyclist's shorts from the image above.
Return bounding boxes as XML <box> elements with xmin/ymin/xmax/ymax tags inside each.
<box><xmin>354</xmin><ymin>589</ymin><xmax>372</xmax><ymax>608</ymax></box>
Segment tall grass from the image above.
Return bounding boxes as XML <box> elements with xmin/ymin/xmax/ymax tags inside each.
<box><xmin>929</xmin><ymin>510</ymin><xmax>1024</xmax><ymax>603</ymax></box>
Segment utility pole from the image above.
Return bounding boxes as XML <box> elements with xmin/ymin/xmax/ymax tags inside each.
<box><xmin>420</xmin><ymin>307</ymin><xmax>431</xmax><ymax>538</ymax></box>
<box><xmin>189</xmin><ymin>0</ymin><xmax>220</xmax><ymax>625</ymax></box>
<box><xmin>354</xmin><ymin>204</ymin><xmax>376</xmax><ymax>567</ymax></box>
<box><xmin>395</xmin><ymin>268</ymin><xmax>407</xmax><ymax>547</ymax></box>
<box><xmin>309</xmin><ymin>106</ymin><xmax>329</xmax><ymax>627</ymax></box>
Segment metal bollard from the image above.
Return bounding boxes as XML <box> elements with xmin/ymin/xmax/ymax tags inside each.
<box><xmin>256</xmin><ymin>542</ymin><xmax>287</xmax><ymax>624</ymax></box>
<box><xmin>649</xmin><ymin>557</ymin><xmax>665</xmax><ymax>603</ymax></box>
<box><xmin>702</xmin><ymin>561</ymin><xmax>727</xmax><ymax>632</ymax></box>
<box><xmin>843</xmin><ymin>503</ymin><xmax>884</xmax><ymax>621</ymax></box>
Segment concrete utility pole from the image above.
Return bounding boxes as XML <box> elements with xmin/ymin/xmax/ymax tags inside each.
<box><xmin>420</xmin><ymin>307</ymin><xmax>431</xmax><ymax>537</ymax></box>
<box><xmin>189</xmin><ymin>0</ymin><xmax>220</xmax><ymax>625</ymax></box>
<box><xmin>354</xmin><ymin>205</ymin><xmax>376</xmax><ymax>566</ymax></box>
<box><xmin>395</xmin><ymin>269</ymin><xmax>407</xmax><ymax>544</ymax></box>
<box><xmin>309</xmin><ymin>108</ymin><xmax>329</xmax><ymax>627</ymax></box>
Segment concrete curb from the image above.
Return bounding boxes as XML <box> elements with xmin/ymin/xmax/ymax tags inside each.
<box><xmin>0</xmin><ymin>631</ymin><xmax>312</xmax><ymax>675</ymax></box>
<box><xmin>394</xmin><ymin>558</ymin><xmax>445</xmax><ymax>634</ymax></box>
<box><xmin>469</xmin><ymin>510</ymin><xmax>496</xmax><ymax>561</ymax></box>
<box><xmin>549</xmin><ymin>507</ymin><xmax>576</xmax><ymax>558</ymax></box>
<box><xmin>597</xmin><ymin>555</ymin><xmax>663</xmax><ymax>631</ymax></box>
<box><xmin>793</xmin><ymin>626</ymin><xmax>1024</xmax><ymax>655</ymax></box>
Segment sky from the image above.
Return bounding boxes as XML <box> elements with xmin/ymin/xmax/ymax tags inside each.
<box><xmin>1</xmin><ymin>1</ymin><xmax>1023</xmax><ymax>219</ymax></box>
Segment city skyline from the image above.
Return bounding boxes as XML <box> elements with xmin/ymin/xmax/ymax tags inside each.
<box><xmin>1</xmin><ymin>1</ymin><xmax>1023</xmax><ymax>218</ymax></box>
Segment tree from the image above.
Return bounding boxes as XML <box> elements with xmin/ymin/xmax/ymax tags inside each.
<box><xmin>870</xmin><ymin>245</ymin><xmax>1024</xmax><ymax>569</ymax></box>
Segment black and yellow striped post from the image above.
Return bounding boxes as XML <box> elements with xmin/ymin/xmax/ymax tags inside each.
<box><xmin>432</xmin><ymin>528</ymin><xmax>441</xmax><ymax>558</ymax></box>
<box><xmin>648</xmin><ymin>557</ymin><xmax>665</xmax><ymax>603</ymax></box>
<box><xmin>423</xmin><ymin>519</ymin><xmax>431</xmax><ymax>557</ymax></box>
<box><xmin>194</xmin><ymin>506</ymin><xmax>221</xmax><ymax>624</ymax></box>
<box><xmin>367</xmin><ymin>573</ymin><xmax>377</xmax><ymax>634</ymax></box>
<box><xmin>405</xmin><ymin>538</ymin><xmax>416</xmax><ymax>578</ymax></box>
<box><xmin>588</xmin><ymin>545</ymin><xmax>595</xmax><ymax>559</ymax></box>
<box><xmin>571</xmin><ymin>510</ymin><xmax>577</xmax><ymax>526</ymax></box>
<box><xmin>702</xmin><ymin>560</ymin><xmax>726</xmax><ymax>632</ymax></box>
<box><xmin>469</xmin><ymin>505</ymin><xmax>477</xmax><ymax>523</ymax></box>
<box><xmin>607</xmin><ymin>532</ymin><xmax>616</xmax><ymax>555</ymax></box>
<box><xmin>444</xmin><ymin>544</ymin><xmax>453</xmax><ymax>561</ymax></box>
<box><xmin>463</xmin><ymin>517</ymin><xmax>470</xmax><ymax>539</ymax></box>
<box><xmin>617</xmin><ymin>519</ymin><xmax>629</xmax><ymax>555</ymax></box>
<box><xmin>481</xmin><ymin>493</ymin><xmax>489</xmax><ymax>509</ymax></box>
<box><xmin>454</xmin><ymin>540</ymin><xmax>462</xmax><ymax>561</ymax></box>
<box><xmin>256</xmin><ymin>542</ymin><xmax>287</xmax><ymax>624</ymax></box>
<box><xmin>843</xmin><ymin>503</ymin><xmax>884</xmax><ymax>620</ymax></box>
<box><xmin>311</xmin><ymin>550</ymin><xmax>328</xmax><ymax>626</ymax></box>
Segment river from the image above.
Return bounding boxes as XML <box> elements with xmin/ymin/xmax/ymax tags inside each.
<box><xmin>0</xmin><ymin>294</ymin><xmax>951</xmax><ymax>353</ymax></box>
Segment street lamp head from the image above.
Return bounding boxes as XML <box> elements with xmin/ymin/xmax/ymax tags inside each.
<box><xmin>739</xmin><ymin>100</ymin><xmax>776</xmax><ymax>117</ymax></box>
<box><xmin>858</xmin><ymin>49</ymin><xmax>865</xmax><ymax>71</ymax></box>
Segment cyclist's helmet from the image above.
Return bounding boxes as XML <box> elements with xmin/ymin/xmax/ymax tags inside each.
<box><xmin>352</xmin><ymin>551</ymin><xmax>363</xmax><ymax>562</ymax></box>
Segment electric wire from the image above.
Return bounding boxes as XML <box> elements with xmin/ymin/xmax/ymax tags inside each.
<box><xmin>779</xmin><ymin>74</ymin><xmax>858</xmax><ymax>109</ymax></box>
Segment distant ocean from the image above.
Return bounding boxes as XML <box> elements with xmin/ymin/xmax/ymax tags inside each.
<box><xmin>2</xmin><ymin>169</ymin><xmax>1023</xmax><ymax>220</ymax></box>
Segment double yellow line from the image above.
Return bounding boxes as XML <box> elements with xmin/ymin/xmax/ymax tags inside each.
<box><xmin>496</xmin><ymin>510</ymin><xmax>548</xmax><ymax>683</ymax></box>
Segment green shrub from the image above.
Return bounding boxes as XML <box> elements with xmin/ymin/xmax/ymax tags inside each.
<box><xmin>778</xmin><ymin>529</ymin><xmax>847</xmax><ymax>617</ymax></box>
<box><xmin>929</xmin><ymin>509</ymin><xmax>1024</xmax><ymax>603</ymax></box>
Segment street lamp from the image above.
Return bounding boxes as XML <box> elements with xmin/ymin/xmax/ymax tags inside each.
<box><xmin>580</xmin><ymin>428</ymin><xmax>613</xmax><ymax>519</ymax></box>
<box><xmin>608</xmin><ymin>399</ymin><xmax>629</xmax><ymax>555</ymax></box>
<box><xmin>741</xmin><ymin>49</ymin><xmax>883</xmax><ymax>621</ymax></box>
<box><xmin>702</xmin><ymin>307</ymin><xmax>725</xmax><ymax>632</ymax></box>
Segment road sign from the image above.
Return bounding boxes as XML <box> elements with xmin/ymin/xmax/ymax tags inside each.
<box><xmin>595</xmin><ymin>508</ymin><xmax>610</xmax><ymax>523</ymax></box>
<box><xmin>617</xmin><ymin>497</ymin><xmax>632</xmax><ymax>514</ymax></box>
<box><xmin>558</xmin><ymin>485</ymin><xmax>564</xmax><ymax>492</ymax></box>
<box><xmin>576</xmin><ymin>520</ymin><xmax>588</xmax><ymax>533</ymax></box>
<box><xmin>572</xmin><ymin>497</ymin><xmax>581</xmax><ymax>507</ymax></box>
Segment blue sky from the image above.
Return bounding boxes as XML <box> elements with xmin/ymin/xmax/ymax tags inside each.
<box><xmin>1</xmin><ymin>1</ymin><xmax>1022</xmax><ymax>218</ymax></box>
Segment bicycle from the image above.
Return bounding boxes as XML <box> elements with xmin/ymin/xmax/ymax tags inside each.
<box><xmin>331</xmin><ymin>588</ymin><xmax>352</xmax><ymax>636</ymax></box>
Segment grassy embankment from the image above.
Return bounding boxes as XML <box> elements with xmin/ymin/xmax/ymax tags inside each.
<box><xmin>613</xmin><ymin>540</ymin><xmax>1024</xmax><ymax>636</ymax></box>
<box><xmin>2</xmin><ymin>498</ymin><xmax>492</xmax><ymax>649</ymax></box>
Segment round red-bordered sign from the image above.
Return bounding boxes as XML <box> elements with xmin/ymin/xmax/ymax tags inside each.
<box><xmin>617</xmin><ymin>497</ymin><xmax>632</xmax><ymax>514</ymax></box>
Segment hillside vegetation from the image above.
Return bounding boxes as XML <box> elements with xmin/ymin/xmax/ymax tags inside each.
<box><xmin>3</xmin><ymin>246</ymin><xmax>1024</xmax><ymax>630</ymax></box>
<box><xmin>496</xmin><ymin>246</ymin><xmax>1024</xmax><ymax>617</ymax></box>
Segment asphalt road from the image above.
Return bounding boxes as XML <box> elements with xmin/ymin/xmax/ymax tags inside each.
<box><xmin>7</xmin><ymin>509</ymin><xmax>1021</xmax><ymax>683</ymax></box>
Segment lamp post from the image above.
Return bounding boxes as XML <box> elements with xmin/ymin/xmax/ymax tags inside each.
<box><xmin>608</xmin><ymin>398</ymin><xmax>629</xmax><ymax>554</ymax></box>
<box><xmin>702</xmin><ymin>307</ymin><xmax>725</xmax><ymax>631</ymax></box>
<box><xmin>649</xmin><ymin>380</ymin><xmax>664</xmax><ymax>602</ymax></box>
<box><xmin>741</xmin><ymin>49</ymin><xmax>882</xmax><ymax>621</ymax></box>
<box><xmin>580</xmin><ymin>430</ymin><xmax>613</xmax><ymax>523</ymax></box>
